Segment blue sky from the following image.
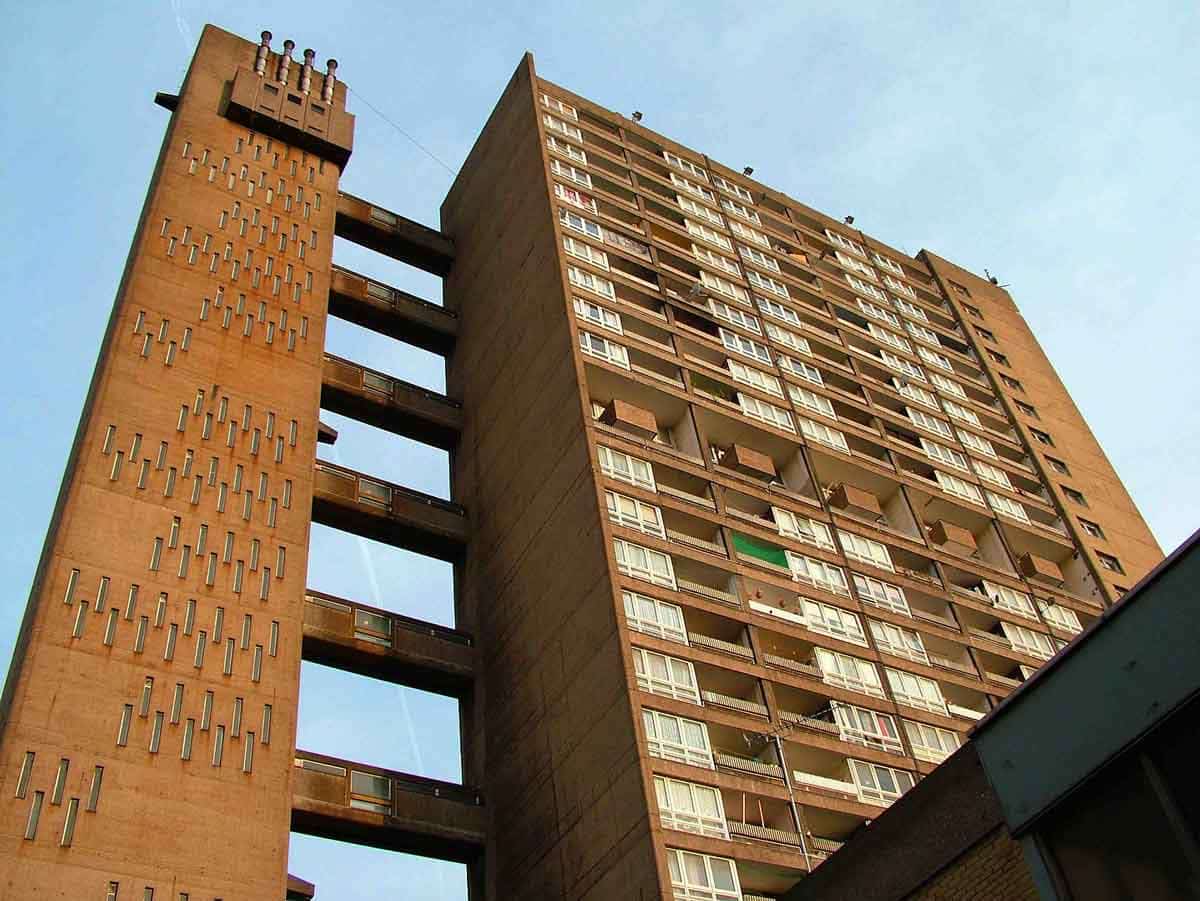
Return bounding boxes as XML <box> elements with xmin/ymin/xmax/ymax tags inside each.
<box><xmin>1</xmin><ymin>1</ymin><xmax>1196</xmax><ymax>897</ymax></box>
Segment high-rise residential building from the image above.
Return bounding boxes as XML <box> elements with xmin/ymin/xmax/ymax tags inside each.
<box><xmin>0</xmin><ymin>23</ymin><xmax>1163</xmax><ymax>901</ymax></box>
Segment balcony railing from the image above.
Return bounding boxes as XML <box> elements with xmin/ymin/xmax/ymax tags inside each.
<box><xmin>927</xmin><ymin>652</ymin><xmax>976</xmax><ymax>676</ymax></box>
<box><xmin>779</xmin><ymin>709</ymin><xmax>840</xmax><ymax>738</ymax></box>
<box><xmin>808</xmin><ymin>835</ymin><xmax>845</xmax><ymax>858</ymax></box>
<box><xmin>763</xmin><ymin>653</ymin><xmax>822</xmax><ymax>680</ymax></box>
<box><xmin>678</xmin><ymin>578</ymin><xmax>738</xmax><ymax>607</ymax></box>
<box><xmin>792</xmin><ymin>770</ymin><xmax>858</xmax><ymax>801</ymax></box>
<box><xmin>701</xmin><ymin>690</ymin><xmax>768</xmax><ymax>718</ymax></box>
<box><xmin>667</xmin><ymin>529</ymin><xmax>726</xmax><ymax>556</ymax></box>
<box><xmin>713</xmin><ymin>752</ymin><xmax>784</xmax><ymax>781</ymax></box>
<box><xmin>657</xmin><ymin>483</ymin><xmax>717</xmax><ymax>510</ymax></box>
<box><xmin>688</xmin><ymin>632</ymin><xmax>754</xmax><ymax>660</ymax></box>
<box><xmin>948</xmin><ymin>702</ymin><xmax>986</xmax><ymax>721</ymax></box>
<box><xmin>728</xmin><ymin>820</ymin><xmax>804</xmax><ymax>847</ymax></box>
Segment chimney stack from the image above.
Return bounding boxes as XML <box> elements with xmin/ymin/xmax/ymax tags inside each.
<box><xmin>253</xmin><ymin>31</ymin><xmax>272</xmax><ymax>76</ymax></box>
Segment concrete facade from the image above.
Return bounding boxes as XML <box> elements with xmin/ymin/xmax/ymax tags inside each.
<box><xmin>0</xmin><ymin>23</ymin><xmax>1166</xmax><ymax>901</ymax></box>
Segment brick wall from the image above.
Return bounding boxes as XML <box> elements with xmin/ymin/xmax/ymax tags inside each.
<box><xmin>908</xmin><ymin>827</ymin><xmax>1039</xmax><ymax>901</ymax></box>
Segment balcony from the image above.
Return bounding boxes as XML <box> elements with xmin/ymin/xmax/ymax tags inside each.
<box><xmin>694</xmin><ymin>660</ymin><xmax>769</xmax><ymax>719</ymax></box>
<box><xmin>321</xmin><ymin>353</ymin><xmax>461</xmax><ymax>450</ymax></box>
<box><xmin>291</xmin><ymin>750</ymin><xmax>484</xmax><ymax>863</ymax></box>
<box><xmin>334</xmin><ymin>191</ymin><xmax>454</xmax><ymax>276</ymax></box>
<box><xmin>301</xmin><ymin>590</ymin><xmax>474</xmax><ymax>698</ymax></box>
<box><xmin>312</xmin><ymin>460</ymin><xmax>466</xmax><ymax>562</ymax></box>
<box><xmin>328</xmin><ymin>265</ymin><xmax>457</xmax><ymax>355</ymax></box>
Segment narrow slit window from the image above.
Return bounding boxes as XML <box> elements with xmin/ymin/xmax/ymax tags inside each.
<box><xmin>163</xmin><ymin>623</ymin><xmax>177</xmax><ymax>661</ymax></box>
<box><xmin>154</xmin><ymin>593</ymin><xmax>167</xmax><ymax>627</ymax></box>
<box><xmin>168</xmin><ymin>516</ymin><xmax>181</xmax><ymax>549</ymax></box>
<box><xmin>103</xmin><ymin>608</ymin><xmax>118</xmax><ymax>646</ymax></box>
<box><xmin>242</xmin><ymin>732</ymin><xmax>255</xmax><ymax>773</ymax></box>
<box><xmin>60</xmin><ymin>797</ymin><xmax>79</xmax><ymax>847</ymax></box>
<box><xmin>252</xmin><ymin>645</ymin><xmax>263</xmax><ymax>682</ymax></box>
<box><xmin>63</xmin><ymin>568</ymin><xmax>79</xmax><ymax>605</ymax></box>
<box><xmin>223</xmin><ymin>638</ymin><xmax>235</xmax><ymax>675</ymax></box>
<box><xmin>212</xmin><ymin>725</ymin><xmax>225</xmax><ymax>766</ymax></box>
<box><xmin>240</xmin><ymin>614</ymin><xmax>252</xmax><ymax>649</ymax></box>
<box><xmin>15</xmin><ymin>751</ymin><xmax>34</xmax><ymax>798</ymax></box>
<box><xmin>85</xmin><ymin>765</ymin><xmax>103</xmax><ymax>812</ymax></box>
<box><xmin>183</xmin><ymin>598</ymin><xmax>196</xmax><ymax>635</ymax></box>
<box><xmin>269</xmin><ymin>621</ymin><xmax>279</xmax><ymax>656</ymax></box>
<box><xmin>149</xmin><ymin>711</ymin><xmax>164</xmax><ymax>752</ymax></box>
<box><xmin>110</xmin><ymin>450</ymin><xmax>125</xmax><ymax>480</ymax></box>
<box><xmin>231</xmin><ymin>697</ymin><xmax>243</xmax><ymax>737</ymax></box>
<box><xmin>194</xmin><ymin>631</ymin><xmax>207</xmax><ymax>669</ymax></box>
<box><xmin>117</xmin><ymin>705</ymin><xmax>133</xmax><ymax>746</ymax></box>
<box><xmin>102</xmin><ymin>424</ymin><xmax>117</xmax><ymax>455</ymax></box>
<box><xmin>201</xmin><ymin>691</ymin><xmax>213</xmax><ymax>730</ymax></box>
<box><xmin>51</xmin><ymin>758</ymin><xmax>69</xmax><ymax>804</ymax></box>
<box><xmin>170</xmin><ymin>683</ymin><xmax>184</xmax><ymax>724</ymax></box>
<box><xmin>24</xmin><ymin>790</ymin><xmax>44</xmax><ymax>840</ymax></box>
<box><xmin>181</xmin><ymin>718</ymin><xmax>195</xmax><ymax>760</ymax></box>
<box><xmin>134</xmin><ymin>616</ymin><xmax>148</xmax><ymax>653</ymax></box>
<box><xmin>139</xmin><ymin>677</ymin><xmax>154</xmax><ymax>716</ymax></box>
<box><xmin>149</xmin><ymin>537</ymin><xmax>163</xmax><ymax>571</ymax></box>
<box><xmin>261</xmin><ymin>703</ymin><xmax>273</xmax><ymax>745</ymax></box>
<box><xmin>71</xmin><ymin>599</ymin><xmax>89</xmax><ymax>638</ymax></box>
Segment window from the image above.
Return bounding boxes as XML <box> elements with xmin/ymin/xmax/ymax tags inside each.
<box><xmin>815</xmin><ymin>648</ymin><xmax>884</xmax><ymax>696</ymax></box>
<box><xmin>550</xmin><ymin>157</ymin><xmax>591</xmax><ymax>188</ymax></box>
<box><xmin>896</xmin><ymin>379</ymin><xmax>938</xmax><ymax>409</ymax></box>
<box><xmin>568</xmin><ymin>265</ymin><xmax>615</xmax><ymax>298</ymax></box>
<box><xmin>917</xmin><ymin>345</ymin><xmax>953</xmax><ymax>372</ymax></box>
<box><xmin>606</xmin><ymin>490</ymin><xmax>664</xmax><ymax>537</ymax></box>
<box><xmin>1062</xmin><ymin>485</ymin><xmax>1087</xmax><ymax>505</ymax></box>
<box><xmin>666</xmin><ymin>848</ymin><xmax>741</xmax><ymax>901</ymax></box>
<box><xmin>670</xmin><ymin>171</ymin><xmax>716</xmax><ymax>202</ymax></box>
<box><xmin>709</xmin><ymin>299</ymin><xmax>760</xmax><ymax>333</ymax></box>
<box><xmin>623</xmin><ymin>591</ymin><xmax>686</xmax><ymax>643</ymax></box>
<box><xmin>798</xmin><ymin>416</ymin><xmax>849</xmax><ymax>452</ymax></box>
<box><xmin>869</xmin><ymin>619</ymin><xmax>928</xmax><ymax>664</ymax></box>
<box><xmin>921</xmin><ymin>438</ymin><xmax>969</xmax><ymax>472</ymax></box>
<box><xmin>713</xmin><ymin>174</ymin><xmax>753</xmax><ymax>202</ymax></box>
<box><xmin>958</xmin><ymin>429</ymin><xmax>996</xmax><ymax>458</ymax></box>
<box><xmin>879</xmin><ymin>349</ymin><xmax>925</xmax><ymax>382</ymax></box>
<box><xmin>728</xmin><ymin>359</ymin><xmax>782</xmax><ymax>397</ymax></box>
<box><xmin>825</xmin><ymin>228</ymin><xmax>865</xmax><ymax>257</ymax></box>
<box><xmin>546</xmin><ymin>134</ymin><xmax>586</xmax><ymax>163</ymax></box>
<box><xmin>559</xmin><ymin>207</ymin><xmax>602</xmax><ymax>239</ymax></box>
<box><xmin>1003</xmin><ymin>621</ymin><xmax>1055</xmax><ymax>660</ymax></box>
<box><xmin>789</xmin><ymin>384</ymin><xmax>835</xmax><ymax>419</ymax></box>
<box><xmin>973</xmin><ymin>459</ymin><xmax>1014</xmax><ymax>491</ymax></box>
<box><xmin>719</xmin><ymin>196</ymin><xmax>760</xmax><ymax>224</ymax></box>
<box><xmin>573</xmin><ymin>296</ymin><xmax>622</xmax><ymax>334</ymax></box>
<box><xmin>852</xmin><ymin>573</ymin><xmax>911</xmax><ymax>616</ymax></box>
<box><xmin>1000</xmin><ymin>373</ymin><xmax>1024</xmax><ymax>392</ymax></box>
<box><xmin>540</xmin><ymin>93</ymin><xmax>577</xmax><ymax>117</ymax></box>
<box><xmin>885</xmin><ymin>667</ymin><xmax>947</xmax><ymax>714</ymax></box>
<box><xmin>1079</xmin><ymin>518</ymin><xmax>1105</xmax><ymax>539</ymax></box>
<box><xmin>1038</xmin><ymin>600</ymin><xmax>1082</xmax><ymax>634</ymax></box>
<box><xmin>838</xmin><ymin>250</ymin><xmax>876</xmax><ymax>280</ymax></box>
<box><xmin>772</xmin><ymin>507</ymin><xmax>835</xmax><ymax>550</ymax></box>
<box><xmin>988</xmin><ymin>491</ymin><xmax>1030</xmax><ymax>524</ymax></box>
<box><xmin>1046</xmin><ymin>455</ymin><xmax>1070</xmax><ymax>475</ymax></box>
<box><xmin>614</xmin><ymin>538</ymin><xmax>676</xmax><ymax>588</ymax></box>
<box><xmin>677</xmin><ymin>194</ymin><xmax>723</xmax><ymax>226</ymax></box>
<box><xmin>746</xmin><ymin>268</ymin><xmax>789</xmax><ymax>298</ymax></box>
<box><xmin>838</xmin><ymin>530</ymin><xmax>894</xmax><ymax>572</ymax></box>
<box><xmin>894</xmin><ymin>295</ymin><xmax>929</xmax><ymax>322</ymax></box>
<box><xmin>787</xmin><ymin>553</ymin><xmax>849</xmax><ymax>596</ymax></box>
<box><xmin>579</xmin><ymin>330</ymin><xmax>629</xmax><ymax>368</ymax></box>
<box><xmin>564</xmin><ymin>235</ymin><xmax>609</xmax><ymax>270</ymax></box>
<box><xmin>543</xmin><ymin>113</ymin><xmax>582</xmax><ymax>140</ymax></box>
<box><xmin>739</xmin><ymin>394</ymin><xmax>794</xmax><ymax>432</ymax></box>
<box><xmin>642</xmin><ymin>708</ymin><xmax>713</xmax><ymax>768</ymax></box>
<box><xmin>975</xmin><ymin>326</ymin><xmax>997</xmax><ymax>343</ymax></box>
<box><xmin>598</xmin><ymin>445</ymin><xmax>655</xmax><ymax>490</ymax></box>
<box><xmin>873</xmin><ymin>252</ymin><xmax>904</xmax><ymax>276</ymax></box>
<box><xmin>850</xmin><ymin>759</ymin><xmax>916</xmax><ymax>806</ymax></box>
<box><xmin>779</xmin><ymin>354</ymin><xmax>823</xmax><ymax>386</ymax></box>
<box><xmin>756</xmin><ymin>296</ymin><xmax>801</xmax><ymax>328</ymax></box>
<box><xmin>942</xmin><ymin>399</ymin><xmax>981</xmax><ymax>427</ymax></box>
<box><xmin>802</xmin><ymin>598</ymin><xmax>867</xmax><ymax>646</ymax></box>
<box><xmin>930</xmin><ymin>371</ymin><xmax>967</xmax><ymax>399</ymax></box>
<box><xmin>730</xmin><ymin>219</ymin><xmax>769</xmax><ymax>247</ymax></box>
<box><xmin>857</xmin><ymin>297</ymin><xmax>901</xmax><ymax>328</ymax></box>
<box><xmin>700</xmin><ymin>269</ymin><xmax>750</xmax><ymax>305</ymax></box>
<box><xmin>694</xmin><ymin>244</ymin><xmax>740</xmax><ymax>277</ymax></box>
<box><xmin>832</xmin><ymin>702</ymin><xmax>903</xmax><ymax>754</ymax></box>
<box><xmin>907</xmin><ymin>407</ymin><xmax>953</xmax><ymax>439</ymax></box>
<box><xmin>554</xmin><ymin>182</ymin><xmax>596</xmax><ymax>212</ymax></box>
<box><xmin>738</xmin><ymin>245</ymin><xmax>780</xmax><ymax>273</ymax></box>
<box><xmin>686</xmin><ymin>219</ymin><xmax>732</xmax><ymax>251</ymax></box>
<box><xmin>982</xmin><ymin>580</ymin><xmax>1037</xmax><ymax>617</ymax></box>
<box><xmin>632</xmin><ymin>647</ymin><xmax>700</xmax><ymax>704</ymax></box>
<box><xmin>906</xmin><ymin>319</ymin><xmax>943</xmax><ymax>347</ymax></box>
<box><xmin>654</xmin><ymin>775</ymin><xmax>727</xmax><ymax>838</ymax></box>
<box><xmin>1097</xmin><ymin>551</ymin><xmax>1124</xmax><ymax>574</ymax></box>
<box><xmin>903</xmin><ymin>719</ymin><xmax>960</xmax><ymax>764</ymax></box>
<box><xmin>847</xmin><ymin>274</ymin><xmax>888</xmax><ymax>302</ymax></box>
<box><xmin>884</xmin><ymin>275</ymin><xmax>916</xmax><ymax>299</ymax></box>
<box><xmin>663</xmin><ymin>151</ymin><xmax>708</xmax><ymax>181</ymax></box>
<box><xmin>987</xmin><ymin>349</ymin><xmax>1010</xmax><ymax>367</ymax></box>
<box><xmin>865</xmin><ymin>320</ymin><xmax>912</xmax><ymax>356</ymax></box>
<box><xmin>1014</xmin><ymin>399</ymin><xmax>1038</xmax><ymax>419</ymax></box>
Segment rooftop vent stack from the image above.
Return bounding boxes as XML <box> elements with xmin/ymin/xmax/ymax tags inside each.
<box><xmin>254</xmin><ymin>31</ymin><xmax>272</xmax><ymax>76</ymax></box>
<box><xmin>300</xmin><ymin>48</ymin><xmax>315</xmax><ymax>94</ymax></box>
<box><xmin>321</xmin><ymin>59</ymin><xmax>338</xmax><ymax>103</ymax></box>
<box><xmin>277</xmin><ymin>39</ymin><xmax>294</xmax><ymax>84</ymax></box>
